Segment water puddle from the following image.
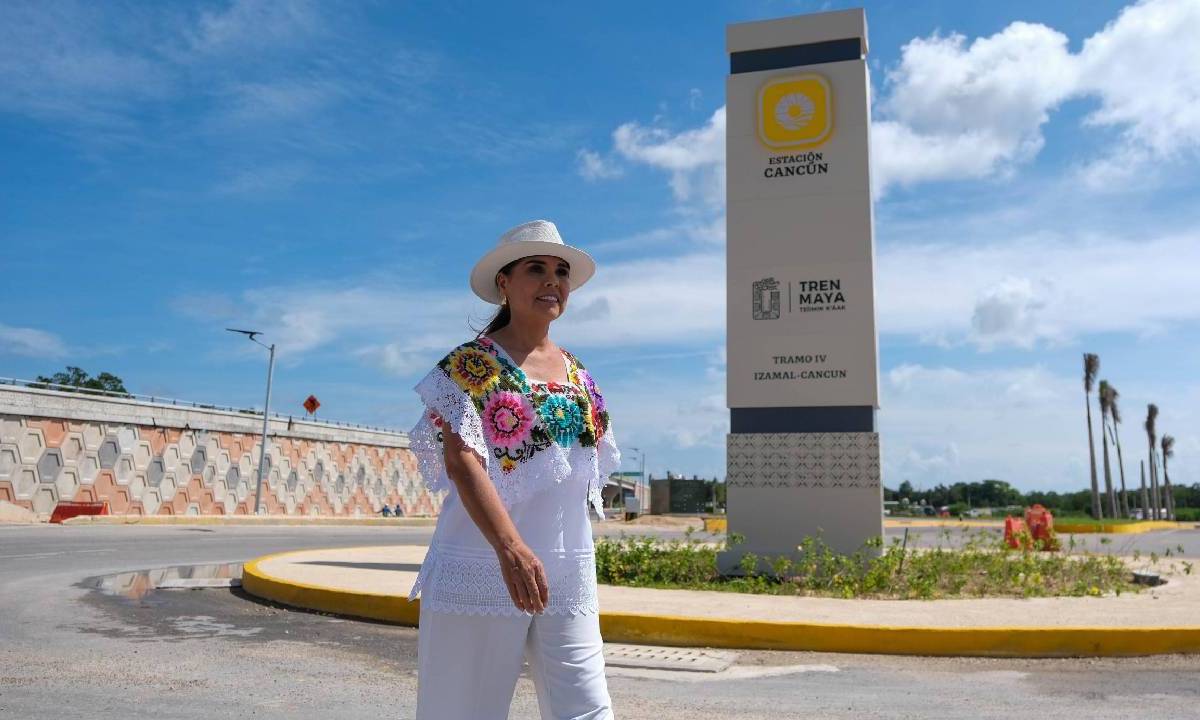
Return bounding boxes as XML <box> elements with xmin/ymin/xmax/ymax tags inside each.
<box><xmin>83</xmin><ymin>562</ymin><xmax>243</xmax><ymax>602</ymax></box>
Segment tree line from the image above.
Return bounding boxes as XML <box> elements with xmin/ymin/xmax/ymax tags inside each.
<box><xmin>30</xmin><ymin>366</ymin><xmax>129</xmax><ymax>396</ymax></box>
<box><xmin>884</xmin><ymin>478</ymin><xmax>1199</xmax><ymax>520</ymax></box>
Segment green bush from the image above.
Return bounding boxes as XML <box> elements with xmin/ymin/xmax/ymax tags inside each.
<box><xmin>594</xmin><ymin>529</ymin><xmax>1139</xmax><ymax>600</ymax></box>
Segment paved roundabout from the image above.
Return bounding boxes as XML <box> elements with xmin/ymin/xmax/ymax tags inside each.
<box><xmin>244</xmin><ymin>544</ymin><xmax>1200</xmax><ymax>658</ymax></box>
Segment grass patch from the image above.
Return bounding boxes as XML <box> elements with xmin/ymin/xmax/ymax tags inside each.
<box><xmin>594</xmin><ymin>529</ymin><xmax>1142</xmax><ymax>600</ymax></box>
<box><xmin>1053</xmin><ymin>516</ymin><xmax>1144</xmax><ymax>526</ymax></box>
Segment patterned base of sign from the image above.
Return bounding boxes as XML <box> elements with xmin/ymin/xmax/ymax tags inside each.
<box><xmin>726</xmin><ymin>432</ymin><xmax>879</xmax><ymax>489</ymax></box>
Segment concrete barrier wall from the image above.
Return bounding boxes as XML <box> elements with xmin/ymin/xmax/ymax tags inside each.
<box><xmin>0</xmin><ymin>385</ymin><xmax>442</xmax><ymax>518</ymax></box>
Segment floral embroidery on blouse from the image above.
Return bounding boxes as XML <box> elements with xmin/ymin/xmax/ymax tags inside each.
<box><xmin>444</xmin><ymin>344</ymin><xmax>505</xmax><ymax>398</ymax></box>
<box><xmin>432</xmin><ymin>337</ymin><xmax>610</xmax><ymax>473</ymax></box>
<box><xmin>538</xmin><ymin>394</ymin><xmax>584</xmax><ymax>447</ymax></box>
<box><xmin>481</xmin><ymin>390</ymin><xmax>537</xmax><ymax>450</ymax></box>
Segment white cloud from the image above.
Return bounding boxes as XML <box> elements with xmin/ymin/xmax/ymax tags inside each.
<box><xmin>880</xmin><ymin>363</ymin><xmax>1074</xmax><ymax>489</ymax></box>
<box><xmin>186</xmin><ymin>0</ymin><xmax>324</xmax><ymax>57</ymax></box>
<box><xmin>555</xmin><ymin>253</ymin><xmax>725</xmax><ymax>346</ymax></box>
<box><xmin>173</xmin><ymin>283</ymin><xmax>477</xmax><ymax>367</ymax></box>
<box><xmin>219</xmin><ymin>80</ymin><xmax>342</xmax><ymax>126</ymax></box>
<box><xmin>0</xmin><ymin>1</ymin><xmax>323</xmax><ymax>127</ymax></box>
<box><xmin>0</xmin><ymin>1</ymin><xmax>170</xmax><ymax>131</ymax></box>
<box><xmin>354</xmin><ymin>343</ymin><xmax>433</xmax><ymax>377</ymax></box>
<box><xmin>1075</xmin><ymin>0</ymin><xmax>1200</xmax><ymax>187</ymax></box>
<box><xmin>877</xmin><ymin>231</ymin><xmax>1200</xmax><ymax>348</ymax></box>
<box><xmin>871</xmin><ymin>22</ymin><xmax>1077</xmax><ymax>195</ymax></box>
<box><xmin>969</xmin><ymin>277</ymin><xmax>1054</xmax><ymax>350</ymax></box>
<box><xmin>612</xmin><ymin>107</ymin><xmax>726</xmax><ymax>211</ymax></box>
<box><xmin>0</xmin><ymin>0</ymin><xmax>436</xmax><ymax>170</ymax></box>
<box><xmin>589</xmin><ymin>218</ymin><xmax>725</xmax><ymax>254</ymax></box>
<box><xmin>1071</xmin><ymin>144</ymin><xmax>1151</xmax><ymax>189</ymax></box>
<box><xmin>575</xmin><ymin>149</ymin><xmax>623</xmax><ymax>181</ymax></box>
<box><xmin>171</xmin><ymin>252</ymin><xmax>726</xmax><ymax>370</ymax></box>
<box><xmin>600</xmin><ymin>344</ymin><xmax>729</xmax><ymax>476</ymax></box>
<box><xmin>0</xmin><ymin>323</ymin><xmax>68</xmax><ymax>360</ymax></box>
<box><xmin>873</xmin><ymin>0</ymin><xmax>1200</xmax><ymax>195</ymax></box>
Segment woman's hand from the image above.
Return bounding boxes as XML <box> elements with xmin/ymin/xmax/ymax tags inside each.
<box><xmin>439</xmin><ymin>419</ymin><xmax>550</xmax><ymax>613</ymax></box>
<box><xmin>496</xmin><ymin>540</ymin><xmax>549</xmax><ymax>614</ymax></box>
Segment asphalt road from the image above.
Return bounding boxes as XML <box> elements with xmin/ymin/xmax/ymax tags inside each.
<box><xmin>1</xmin><ymin>523</ymin><xmax>1198</xmax><ymax>719</ymax></box>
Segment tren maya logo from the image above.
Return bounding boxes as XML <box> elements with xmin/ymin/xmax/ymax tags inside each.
<box><xmin>757</xmin><ymin>74</ymin><xmax>833</xmax><ymax>149</ymax></box>
<box><xmin>752</xmin><ymin>277</ymin><xmax>846</xmax><ymax>319</ymax></box>
<box><xmin>757</xmin><ymin>74</ymin><xmax>833</xmax><ymax>179</ymax></box>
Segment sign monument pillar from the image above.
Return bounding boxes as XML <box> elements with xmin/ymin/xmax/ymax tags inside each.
<box><xmin>722</xmin><ymin>9</ymin><xmax>881</xmax><ymax>567</ymax></box>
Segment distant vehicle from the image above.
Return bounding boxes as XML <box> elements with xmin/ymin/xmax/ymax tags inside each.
<box><xmin>922</xmin><ymin>506</ymin><xmax>936</xmax><ymax>516</ymax></box>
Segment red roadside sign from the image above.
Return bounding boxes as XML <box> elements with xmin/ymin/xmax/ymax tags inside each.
<box><xmin>303</xmin><ymin>395</ymin><xmax>320</xmax><ymax>414</ymax></box>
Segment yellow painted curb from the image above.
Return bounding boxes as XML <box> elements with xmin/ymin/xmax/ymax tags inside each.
<box><xmin>703</xmin><ymin>517</ymin><xmax>727</xmax><ymax>533</ymax></box>
<box><xmin>598</xmin><ymin>613</ymin><xmax>1200</xmax><ymax>658</ymax></box>
<box><xmin>242</xmin><ymin>549</ymin><xmax>422</xmax><ymax>626</ymax></box>
<box><xmin>1056</xmin><ymin>521</ymin><xmax>1189</xmax><ymax>534</ymax></box>
<box><xmin>240</xmin><ymin>548</ymin><xmax>1200</xmax><ymax>658</ymax></box>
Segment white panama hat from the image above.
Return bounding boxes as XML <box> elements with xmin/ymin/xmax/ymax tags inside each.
<box><xmin>469</xmin><ymin>219</ymin><xmax>596</xmax><ymax>305</ymax></box>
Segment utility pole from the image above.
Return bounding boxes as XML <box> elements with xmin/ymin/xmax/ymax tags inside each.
<box><xmin>629</xmin><ymin>446</ymin><xmax>647</xmax><ymax>512</ymax></box>
<box><xmin>227</xmin><ymin>329</ymin><xmax>276</xmax><ymax>515</ymax></box>
<box><xmin>1139</xmin><ymin>460</ymin><xmax>1150</xmax><ymax>520</ymax></box>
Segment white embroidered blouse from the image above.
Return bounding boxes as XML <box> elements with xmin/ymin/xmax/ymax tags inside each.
<box><xmin>407</xmin><ymin>336</ymin><xmax>620</xmax><ymax>616</ymax></box>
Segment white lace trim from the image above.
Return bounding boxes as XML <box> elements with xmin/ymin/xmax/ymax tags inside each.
<box><xmin>590</xmin><ymin>422</ymin><xmax>619</xmax><ymax>518</ymax></box>
<box><xmin>409</xmin><ymin>545</ymin><xmax>599</xmax><ymax>616</ymax></box>
<box><xmin>411</xmin><ymin>367</ymin><xmax>488</xmax><ymax>494</ymax></box>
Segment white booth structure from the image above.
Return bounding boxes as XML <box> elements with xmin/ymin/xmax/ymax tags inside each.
<box><xmin>721</xmin><ymin>9</ymin><xmax>882</xmax><ymax>568</ymax></box>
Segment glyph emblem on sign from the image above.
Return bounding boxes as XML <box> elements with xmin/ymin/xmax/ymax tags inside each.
<box><xmin>752</xmin><ymin>278</ymin><xmax>780</xmax><ymax>320</ymax></box>
<box><xmin>758</xmin><ymin>74</ymin><xmax>833</xmax><ymax>150</ymax></box>
<box><xmin>774</xmin><ymin>92</ymin><xmax>815</xmax><ymax>131</ymax></box>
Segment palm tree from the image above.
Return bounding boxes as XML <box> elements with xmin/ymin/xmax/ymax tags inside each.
<box><xmin>1161</xmin><ymin>435</ymin><xmax>1176</xmax><ymax>521</ymax></box>
<box><xmin>1145</xmin><ymin>404</ymin><xmax>1160</xmax><ymax>520</ymax></box>
<box><xmin>1106</xmin><ymin>383</ymin><xmax>1131</xmax><ymax>518</ymax></box>
<box><xmin>1098</xmin><ymin>381</ymin><xmax>1118</xmax><ymax>519</ymax></box>
<box><xmin>1083</xmin><ymin>354</ymin><xmax>1103</xmax><ymax>519</ymax></box>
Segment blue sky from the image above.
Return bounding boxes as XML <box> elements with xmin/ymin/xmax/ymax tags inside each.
<box><xmin>3</xmin><ymin>0</ymin><xmax>1198</xmax><ymax>492</ymax></box>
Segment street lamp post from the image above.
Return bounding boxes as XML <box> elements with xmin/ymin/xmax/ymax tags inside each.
<box><xmin>227</xmin><ymin>329</ymin><xmax>276</xmax><ymax>515</ymax></box>
<box><xmin>629</xmin><ymin>446</ymin><xmax>647</xmax><ymax>512</ymax></box>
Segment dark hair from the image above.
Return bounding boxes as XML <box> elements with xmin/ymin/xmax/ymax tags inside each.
<box><xmin>476</xmin><ymin>259</ymin><xmax>519</xmax><ymax>338</ymax></box>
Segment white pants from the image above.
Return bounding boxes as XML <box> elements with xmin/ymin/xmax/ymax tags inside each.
<box><xmin>416</xmin><ymin>605</ymin><xmax>613</xmax><ymax>720</ymax></box>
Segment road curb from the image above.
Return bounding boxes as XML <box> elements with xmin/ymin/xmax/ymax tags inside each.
<box><xmin>1056</xmin><ymin>521</ymin><xmax>1191</xmax><ymax>534</ymax></box>
<box><xmin>240</xmin><ymin>548</ymin><xmax>1200</xmax><ymax>658</ymax></box>
<box><xmin>243</xmin><ymin>549</ymin><xmax>421</xmax><ymax>626</ymax></box>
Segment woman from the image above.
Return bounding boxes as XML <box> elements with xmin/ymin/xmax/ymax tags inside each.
<box><xmin>408</xmin><ymin>219</ymin><xmax>619</xmax><ymax>719</ymax></box>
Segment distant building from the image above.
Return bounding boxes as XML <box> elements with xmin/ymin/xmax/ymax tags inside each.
<box><xmin>650</xmin><ymin>472</ymin><xmax>719</xmax><ymax>514</ymax></box>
